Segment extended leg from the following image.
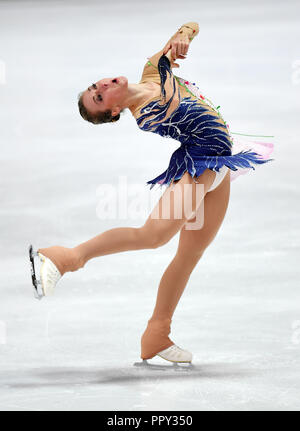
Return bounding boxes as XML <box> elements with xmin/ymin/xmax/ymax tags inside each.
<box><xmin>37</xmin><ymin>169</ymin><xmax>216</xmax><ymax>276</ymax></box>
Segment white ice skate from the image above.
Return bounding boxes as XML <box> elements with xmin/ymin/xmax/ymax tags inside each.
<box><xmin>28</xmin><ymin>244</ymin><xmax>62</xmax><ymax>300</ymax></box>
<box><xmin>157</xmin><ymin>344</ymin><xmax>193</xmax><ymax>363</ymax></box>
<box><xmin>134</xmin><ymin>344</ymin><xmax>194</xmax><ymax>370</ymax></box>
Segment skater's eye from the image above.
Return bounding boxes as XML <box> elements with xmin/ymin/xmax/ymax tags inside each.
<box><xmin>93</xmin><ymin>94</ymin><xmax>103</xmax><ymax>104</ymax></box>
<box><xmin>92</xmin><ymin>83</ymin><xmax>97</xmax><ymax>89</ymax></box>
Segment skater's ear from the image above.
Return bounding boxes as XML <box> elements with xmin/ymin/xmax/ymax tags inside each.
<box><xmin>111</xmin><ymin>106</ymin><xmax>121</xmax><ymax>118</ymax></box>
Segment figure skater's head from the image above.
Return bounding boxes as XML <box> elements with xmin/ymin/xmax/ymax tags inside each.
<box><xmin>78</xmin><ymin>76</ymin><xmax>128</xmax><ymax>124</ymax></box>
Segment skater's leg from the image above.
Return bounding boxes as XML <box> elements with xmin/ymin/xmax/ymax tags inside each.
<box><xmin>73</xmin><ymin>169</ymin><xmax>215</xmax><ymax>265</ymax></box>
<box><xmin>141</xmin><ymin>170</ymin><xmax>231</xmax><ymax>359</ymax></box>
<box><xmin>38</xmin><ymin>169</ymin><xmax>216</xmax><ymax>276</ymax></box>
<box><xmin>151</xmin><ymin>170</ymin><xmax>231</xmax><ymax>320</ymax></box>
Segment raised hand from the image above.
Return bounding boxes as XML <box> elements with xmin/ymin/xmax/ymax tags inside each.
<box><xmin>163</xmin><ymin>33</ymin><xmax>190</xmax><ymax>68</ymax></box>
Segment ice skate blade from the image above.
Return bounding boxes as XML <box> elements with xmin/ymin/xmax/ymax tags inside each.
<box><xmin>28</xmin><ymin>244</ymin><xmax>44</xmax><ymax>300</ymax></box>
<box><xmin>133</xmin><ymin>359</ymin><xmax>195</xmax><ymax>371</ymax></box>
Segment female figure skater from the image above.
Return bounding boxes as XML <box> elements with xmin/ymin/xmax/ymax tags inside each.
<box><xmin>29</xmin><ymin>22</ymin><xmax>274</xmax><ymax>365</ymax></box>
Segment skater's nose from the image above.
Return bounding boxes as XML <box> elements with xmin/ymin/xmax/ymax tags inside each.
<box><xmin>100</xmin><ymin>81</ymin><xmax>109</xmax><ymax>90</ymax></box>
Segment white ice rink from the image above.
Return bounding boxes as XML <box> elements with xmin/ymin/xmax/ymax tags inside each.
<box><xmin>0</xmin><ymin>0</ymin><xmax>300</xmax><ymax>411</ymax></box>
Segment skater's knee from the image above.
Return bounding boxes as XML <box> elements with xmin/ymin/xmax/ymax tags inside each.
<box><xmin>176</xmin><ymin>248</ymin><xmax>205</xmax><ymax>267</ymax></box>
<box><xmin>138</xmin><ymin>226</ymin><xmax>169</xmax><ymax>249</ymax></box>
<box><xmin>151</xmin><ymin>234</ymin><xmax>170</xmax><ymax>249</ymax></box>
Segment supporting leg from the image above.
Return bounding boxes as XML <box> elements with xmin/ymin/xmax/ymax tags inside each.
<box><xmin>141</xmin><ymin>169</ymin><xmax>231</xmax><ymax>360</ymax></box>
<box><xmin>141</xmin><ymin>252</ymin><xmax>203</xmax><ymax>359</ymax></box>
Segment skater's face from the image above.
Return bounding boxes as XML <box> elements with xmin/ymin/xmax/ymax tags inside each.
<box><xmin>81</xmin><ymin>76</ymin><xmax>128</xmax><ymax>117</ymax></box>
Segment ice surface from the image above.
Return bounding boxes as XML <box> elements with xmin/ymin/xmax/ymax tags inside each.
<box><xmin>0</xmin><ymin>0</ymin><xmax>300</xmax><ymax>411</ymax></box>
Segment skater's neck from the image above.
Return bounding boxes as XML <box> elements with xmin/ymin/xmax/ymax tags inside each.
<box><xmin>126</xmin><ymin>82</ymin><xmax>160</xmax><ymax>115</ymax></box>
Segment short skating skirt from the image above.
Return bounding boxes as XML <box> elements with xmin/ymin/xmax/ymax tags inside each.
<box><xmin>146</xmin><ymin>78</ymin><xmax>275</xmax><ymax>190</ymax></box>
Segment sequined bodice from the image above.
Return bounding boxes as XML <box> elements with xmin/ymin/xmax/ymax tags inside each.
<box><xmin>135</xmin><ymin>55</ymin><xmax>232</xmax><ymax>157</ymax></box>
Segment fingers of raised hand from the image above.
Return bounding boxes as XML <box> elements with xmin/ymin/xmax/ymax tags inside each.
<box><xmin>180</xmin><ymin>41</ymin><xmax>189</xmax><ymax>57</ymax></box>
<box><xmin>166</xmin><ymin>40</ymin><xmax>189</xmax><ymax>62</ymax></box>
<box><xmin>171</xmin><ymin>45</ymin><xmax>177</xmax><ymax>61</ymax></box>
<box><xmin>174</xmin><ymin>41</ymin><xmax>189</xmax><ymax>59</ymax></box>
<box><xmin>183</xmin><ymin>42</ymin><xmax>189</xmax><ymax>56</ymax></box>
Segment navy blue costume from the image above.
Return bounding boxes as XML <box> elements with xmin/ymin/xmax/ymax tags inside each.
<box><xmin>135</xmin><ymin>55</ymin><xmax>274</xmax><ymax>189</ymax></box>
